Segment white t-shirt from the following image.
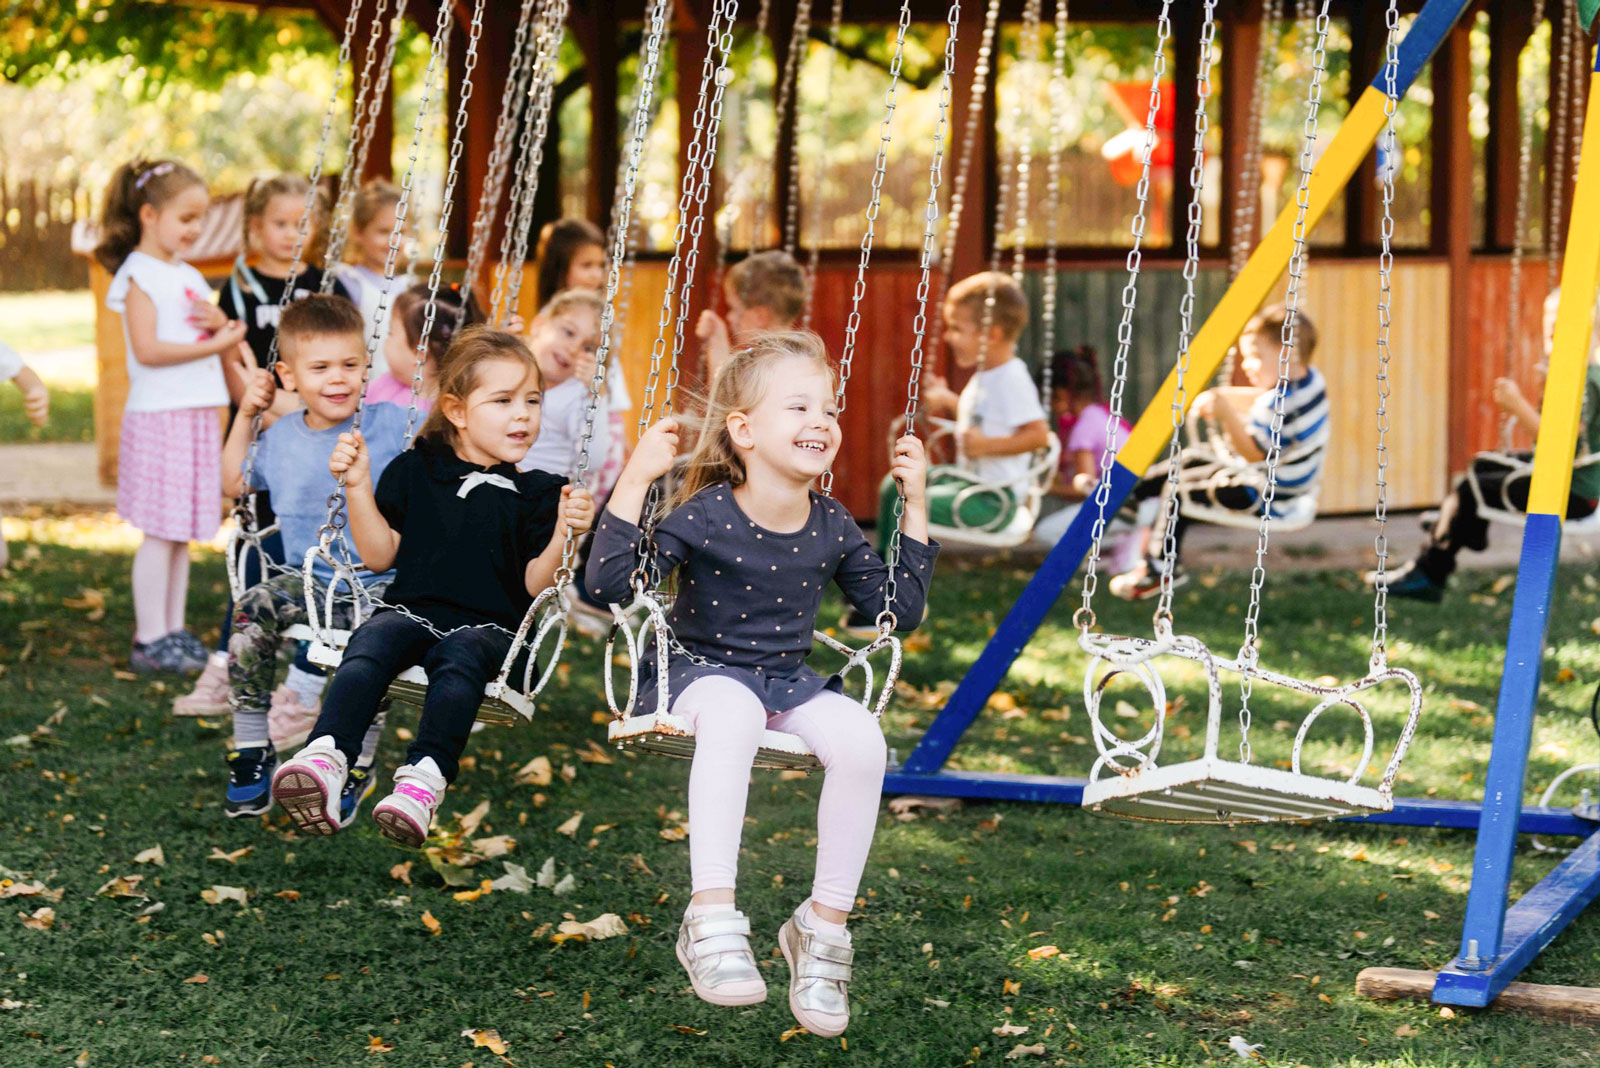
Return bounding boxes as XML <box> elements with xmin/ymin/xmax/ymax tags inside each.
<box><xmin>957</xmin><ymin>356</ymin><xmax>1049</xmax><ymax>498</ymax></box>
<box><xmin>0</xmin><ymin>339</ymin><xmax>23</xmax><ymax>382</ymax></box>
<box><xmin>517</xmin><ymin>377</ymin><xmax>611</xmax><ymax>481</ymax></box>
<box><xmin>105</xmin><ymin>251</ymin><xmax>228</xmax><ymax>412</ymax></box>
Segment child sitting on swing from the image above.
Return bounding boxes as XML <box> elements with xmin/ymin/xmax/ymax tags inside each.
<box><xmin>695</xmin><ymin>249</ymin><xmax>808</xmax><ymax>381</ymax></box>
<box><xmin>271</xmin><ymin>327</ymin><xmax>594</xmax><ymax>845</ymax></box>
<box><xmin>1110</xmin><ymin>303</ymin><xmax>1329</xmax><ymax>600</ymax></box>
<box><xmin>586</xmin><ymin>331</ymin><xmax>935</xmax><ymax>1037</ymax></box>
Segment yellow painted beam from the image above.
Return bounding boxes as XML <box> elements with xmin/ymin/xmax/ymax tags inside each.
<box><xmin>1119</xmin><ymin>85</ymin><xmax>1393</xmax><ymax>476</ymax></box>
<box><xmin>1527</xmin><ymin>69</ymin><xmax>1600</xmax><ymax>517</ymax></box>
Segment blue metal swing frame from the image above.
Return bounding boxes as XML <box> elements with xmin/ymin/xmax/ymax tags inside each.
<box><xmin>882</xmin><ymin>0</ymin><xmax>1600</xmax><ymax>1007</ymax></box>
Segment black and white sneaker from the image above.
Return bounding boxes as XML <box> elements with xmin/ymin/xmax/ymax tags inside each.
<box><xmin>224</xmin><ymin>745</ymin><xmax>278</xmax><ymax>819</ymax></box>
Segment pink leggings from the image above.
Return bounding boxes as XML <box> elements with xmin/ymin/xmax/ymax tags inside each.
<box><xmin>676</xmin><ymin>675</ymin><xmax>888</xmax><ymax>913</ymax></box>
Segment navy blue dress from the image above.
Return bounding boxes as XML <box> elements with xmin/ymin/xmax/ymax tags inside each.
<box><xmin>585</xmin><ymin>482</ymin><xmax>938</xmax><ymax>713</ymax></box>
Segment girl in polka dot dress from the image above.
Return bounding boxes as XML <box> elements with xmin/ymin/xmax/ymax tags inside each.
<box><xmin>585</xmin><ymin>330</ymin><xmax>935</xmax><ymax>1037</ymax></box>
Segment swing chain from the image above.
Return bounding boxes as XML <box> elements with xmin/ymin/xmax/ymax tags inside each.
<box><xmin>1502</xmin><ymin>0</ymin><xmax>1547</xmax><ymax>406</ymax></box>
<box><xmin>823</xmin><ymin>0</ymin><xmax>914</xmax><ymax>497</ymax></box>
<box><xmin>1038</xmin><ymin>0</ymin><xmax>1069</xmax><ymax>403</ymax></box>
<box><xmin>1076</xmin><ymin>0</ymin><xmax>1172</xmax><ymax>635</ymax></box>
<box><xmin>1009</xmin><ymin>0</ymin><xmax>1042</xmax><ymax>285</ymax></box>
<box><xmin>1237</xmin><ymin>0</ymin><xmax>1332</xmax><ymax>762</ymax></box>
<box><xmin>500</xmin><ymin>0</ymin><xmax>571</xmax><ymax>324</ymax></box>
<box><xmin>1550</xmin><ymin>0</ymin><xmax>1577</xmax><ymax>264</ymax></box>
<box><xmin>1370</xmin><ymin>0</ymin><xmax>1400</xmax><ymax>669</ymax></box>
<box><xmin>323</xmin><ymin>0</ymin><xmax>406</xmax><ymax>289</ymax></box>
<box><xmin>460</xmin><ymin>0</ymin><xmax>542</xmax><ymax>321</ymax></box>
<box><xmin>405</xmin><ymin>0</ymin><xmax>486</xmax><ymax>447</ymax></box>
<box><xmin>801</xmin><ymin>0</ymin><xmax>845</xmax><ymax>328</ymax></box>
<box><xmin>488</xmin><ymin>0</ymin><xmax>560</xmax><ymax>323</ymax></box>
<box><xmin>885</xmin><ymin>0</ymin><xmax>962</xmax><ymax>621</ymax></box>
<box><xmin>778</xmin><ymin>0</ymin><xmax>813</xmax><ymax>256</ymax></box>
<box><xmin>1227</xmin><ymin>0</ymin><xmax>1275</xmax><ymax>281</ymax></box>
<box><xmin>243</xmin><ymin>0</ymin><xmax>367</xmax><ymax>519</ymax></box>
<box><xmin>609</xmin><ymin>0</ymin><xmax>675</xmax><ymax>349</ymax></box>
<box><xmin>747</xmin><ymin>0</ymin><xmax>776</xmax><ymax>253</ymax></box>
<box><xmin>1153</xmin><ymin>0</ymin><xmax>1217</xmax><ymax>627</ymax></box>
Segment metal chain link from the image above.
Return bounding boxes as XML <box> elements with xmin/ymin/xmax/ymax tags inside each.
<box><xmin>1502</xmin><ymin>0</ymin><xmax>1549</xmax><ymax>396</ymax></box>
<box><xmin>1228</xmin><ymin>0</ymin><xmax>1277</xmax><ymax>281</ymax></box>
<box><xmin>240</xmin><ymin>0</ymin><xmax>367</xmax><ymax>524</ymax></box>
<box><xmin>609</xmin><ymin>0</ymin><xmax>676</xmax><ymax>350</ymax></box>
<box><xmin>1076</xmin><ymin>0</ymin><xmax>1171</xmax><ymax>635</ymax></box>
<box><xmin>1037</xmin><ymin>0</ymin><xmax>1069</xmax><ymax>404</ymax></box>
<box><xmin>801</xmin><ymin>0</ymin><xmax>844</xmax><ymax>327</ymax></box>
<box><xmin>410</xmin><ymin>10</ymin><xmax>456</xmax><ymax>253</ymax></box>
<box><xmin>777</xmin><ymin>0</ymin><xmax>813</xmax><ymax>255</ymax></box>
<box><xmin>403</xmin><ymin>0</ymin><xmax>485</xmax><ymax>446</ymax></box>
<box><xmin>1235</xmin><ymin>0</ymin><xmax>1333</xmax><ymax>762</ymax></box>
<box><xmin>1008</xmin><ymin>0</ymin><xmax>1042</xmax><ymax>285</ymax></box>
<box><xmin>820</xmin><ymin>0</ymin><xmax>915</xmax><ymax>497</ymax></box>
<box><xmin>1550</xmin><ymin>0</ymin><xmax>1576</xmax><ymax>264</ymax></box>
<box><xmin>746</xmin><ymin>0</ymin><xmax>776</xmax><ymax>253</ymax></box>
<box><xmin>1370</xmin><ymin>0</ymin><xmax>1401</xmax><ymax>668</ymax></box>
<box><xmin>320</xmin><ymin>0</ymin><xmax>458</xmax><ymax>552</ymax></box>
<box><xmin>323</xmin><ymin>0</ymin><xmax>408</xmax><ymax>287</ymax></box>
<box><xmin>1152</xmin><ymin>0</ymin><xmax>1217</xmax><ymax>626</ymax></box>
<box><xmin>883</xmin><ymin>0</ymin><xmax>962</xmax><ymax>622</ymax></box>
<box><xmin>459</xmin><ymin>0</ymin><xmax>543</xmax><ymax>322</ymax></box>
<box><xmin>710</xmin><ymin>0</ymin><xmax>772</xmax><ymax>308</ymax></box>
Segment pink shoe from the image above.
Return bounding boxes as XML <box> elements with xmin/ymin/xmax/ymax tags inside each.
<box><xmin>268</xmin><ymin>686</ymin><xmax>320</xmax><ymax>750</ymax></box>
<box><xmin>270</xmin><ymin>736</ymin><xmax>348</xmax><ymax>836</ymax></box>
<box><xmin>173</xmin><ymin>659</ymin><xmax>230</xmax><ymax>717</ymax></box>
<box><xmin>371</xmin><ymin>759</ymin><xmax>447</xmax><ymax>848</ymax></box>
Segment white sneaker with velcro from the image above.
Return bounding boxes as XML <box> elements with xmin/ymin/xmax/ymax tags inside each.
<box><xmin>675</xmin><ymin>908</ymin><xmax>768</xmax><ymax>1006</ymax></box>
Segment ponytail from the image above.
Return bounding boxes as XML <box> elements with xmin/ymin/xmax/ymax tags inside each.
<box><xmin>95</xmin><ymin>158</ymin><xmax>205</xmax><ymax>272</ymax></box>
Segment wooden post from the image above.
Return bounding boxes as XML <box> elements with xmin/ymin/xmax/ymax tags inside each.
<box><xmin>351</xmin><ymin>10</ymin><xmax>398</xmax><ymax>181</ymax></box>
<box><xmin>1220</xmin><ymin>0</ymin><xmax>1265</xmax><ymax>264</ymax></box>
<box><xmin>677</xmin><ymin>0</ymin><xmax>719</xmax><ymax>384</ymax></box>
<box><xmin>1548</xmin><ymin>0</ymin><xmax>1591</xmax><ymax>253</ymax></box>
<box><xmin>1433</xmin><ymin>21</ymin><xmax>1474</xmax><ymax>478</ymax></box>
<box><xmin>770</xmin><ymin>0</ymin><xmax>798</xmax><ymax>253</ymax></box>
<box><xmin>571</xmin><ymin>8</ymin><xmax>621</xmax><ymax>227</ymax></box>
<box><xmin>1346</xmin><ymin>0</ymin><xmax>1386</xmax><ymax>251</ymax></box>
<box><xmin>1487</xmin><ymin>5</ymin><xmax>1535</xmax><ymax>251</ymax></box>
<box><xmin>1169</xmin><ymin>0</ymin><xmax>1199</xmax><ymax>255</ymax></box>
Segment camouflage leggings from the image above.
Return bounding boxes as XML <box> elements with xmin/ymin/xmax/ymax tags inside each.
<box><xmin>229</xmin><ymin>572</ymin><xmax>390</xmax><ymax>714</ymax></box>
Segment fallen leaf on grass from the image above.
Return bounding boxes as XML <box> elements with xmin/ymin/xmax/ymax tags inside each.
<box><xmin>19</xmin><ymin>907</ymin><xmax>55</xmax><ymax>930</ymax></box>
<box><xmin>390</xmin><ymin>862</ymin><xmax>413</xmax><ymax>886</ymax></box>
<box><xmin>514</xmin><ymin>756</ymin><xmax>552</xmax><ymax>786</ymax></box>
<box><xmin>779</xmin><ymin>1026</ymin><xmax>809</xmax><ymax>1041</ymax></box>
<box><xmin>671</xmin><ymin>1025</ymin><xmax>709</xmax><ymax>1036</ymax></box>
<box><xmin>1027</xmin><ymin>945</ymin><xmax>1059</xmax><ymax>961</ymax></box>
<box><xmin>421</xmin><ymin>910</ymin><xmax>442</xmax><ymax>936</ymax></box>
<box><xmin>659</xmin><ymin>823</ymin><xmax>688</xmax><ymax>841</ymax></box>
<box><xmin>453</xmin><ymin>880</ymin><xmax>494</xmax><ymax>903</ymax></box>
<box><xmin>924</xmin><ymin>998</ymin><xmax>951</xmax><ymax>1009</ymax></box>
<box><xmin>461</xmin><ymin>1029</ymin><xmax>507</xmax><ymax>1055</ymax></box>
<box><xmin>62</xmin><ymin>588</ymin><xmax>107</xmax><ymax>621</ymax></box>
<box><xmin>1395</xmin><ymin>1024</ymin><xmax>1419</xmax><ymax>1038</ymax></box>
<box><xmin>0</xmin><ymin>998</ymin><xmax>30</xmax><ymax>1010</ymax></box>
<box><xmin>1006</xmin><ymin>1044</ymin><xmax>1046</xmax><ymax>1059</ymax></box>
<box><xmin>0</xmin><ymin>881</ymin><xmax>62</xmax><ymax>902</ymax></box>
<box><xmin>1002</xmin><ymin>979</ymin><xmax>1022</xmax><ymax>996</ymax></box>
<box><xmin>456</xmin><ymin>800</ymin><xmax>491</xmax><ymax>837</ymax></box>
<box><xmin>183</xmin><ymin>974</ymin><xmax>209</xmax><ymax>984</ymax></box>
<box><xmin>887</xmin><ymin>795</ymin><xmax>963</xmax><ymax>821</ymax></box>
<box><xmin>207</xmin><ymin>846</ymin><xmax>253</xmax><ymax>864</ymax></box>
<box><xmin>552</xmin><ymin>913</ymin><xmax>628</xmax><ymax>943</ymax></box>
<box><xmin>555</xmin><ymin>811</ymin><xmax>583</xmax><ymax>838</ymax></box>
<box><xmin>993</xmin><ymin>1022</ymin><xmax>1030</xmax><ymax>1036</ymax></box>
<box><xmin>366</xmin><ymin>1035</ymin><xmax>394</xmax><ymax>1054</ymax></box>
<box><xmin>534</xmin><ymin>856</ymin><xmax>558</xmax><ymax>888</ymax></box>
<box><xmin>200</xmin><ymin>886</ymin><xmax>248</xmax><ymax>906</ymax></box>
<box><xmin>132</xmin><ymin>845</ymin><xmax>165</xmax><ymax>867</ymax></box>
<box><xmin>275</xmin><ymin>889</ymin><xmax>301</xmax><ymax>901</ymax></box>
<box><xmin>552</xmin><ymin>873</ymin><xmax>576</xmax><ymax>896</ymax></box>
<box><xmin>96</xmin><ymin>875</ymin><xmax>145</xmax><ymax>899</ymax></box>
<box><xmin>471</xmin><ymin>835</ymin><xmax>517</xmax><ymax>859</ymax></box>
<box><xmin>490</xmin><ymin>862</ymin><xmax>534</xmax><ymax>894</ymax></box>
<box><xmin>578</xmin><ymin>739</ymin><xmax>615</xmax><ymax>764</ymax></box>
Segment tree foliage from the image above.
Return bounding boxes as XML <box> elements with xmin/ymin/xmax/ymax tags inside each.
<box><xmin>3</xmin><ymin>1</ymin><xmax>335</xmax><ymax>92</ymax></box>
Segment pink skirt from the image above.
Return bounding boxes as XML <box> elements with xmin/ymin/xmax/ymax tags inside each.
<box><xmin>117</xmin><ymin>407</ymin><xmax>223</xmax><ymax>542</ymax></box>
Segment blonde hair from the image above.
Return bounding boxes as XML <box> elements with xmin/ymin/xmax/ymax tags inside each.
<box><xmin>1246</xmin><ymin>303</ymin><xmax>1319</xmax><ymax>363</ymax></box>
<box><xmin>726</xmin><ymin>250</ymin><xmax>807</xmax><ymax>324</ymax></box>
<box><xmin>946</xmin><ymin>270</ymin><xmax>1029</xmax><ymax>344</ymax></box>
<box><xmin>352</xmin><ymin>179</ymin><xmax>401</xmax><ymax>232</ymax></box>
<box><xmin>538</xmin><ymin>286</ymin><xmax>605</xmax><ymax>326</ymax></box>
<box><xmin>242</xmin><ymin>174</ymin><xmax>321</xmax><ymax>254</ymax></box>
<box><xmin>671</xmin><ymin>330</ymin><xmax>834</xmax><ymax>508</ymax></box>
<box><xmin>417</xmin><ymin>326</ymin><xmax>542</xmax><ymax>448</ymax></box>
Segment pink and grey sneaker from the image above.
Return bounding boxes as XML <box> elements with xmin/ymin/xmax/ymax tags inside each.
<box><xmin>267</xmin><ymin>686</ymin><xmax>321</xmax><ymax>750</ymax></box>
<box><xmin>270</xmin><ymin>736</ymin><xmax>348</xmax><ymax>837</ymax></box>
<box><xmin>371</xmin><ymin>758</ymin><xmax>447</xmax><ymax>848</ymax></box>
<box><xmin>173</xmin><ymin>658</ymin><xmax>231</xmax><ymax>717</ymax></box>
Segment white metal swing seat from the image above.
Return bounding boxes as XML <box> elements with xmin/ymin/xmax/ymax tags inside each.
<box><xmin>1173</xmin><ymin>440</ymin><xmax>1322</xmax><ymax>533</ymax></box>
<box><xmin>923</xmin><ymin>417</ymin><xmax>1063</xmax><ymax>549</ymax></box>
<box><xmin>1075</xmin><ymin>629</ymin><xmax>1423</xmax><ymax>824</ymax></box>
<box><xmin>301</xmin><ymin>546</ymin><xmax>570</xmax><ymax>727</ymax></box>
<box><xmin>602</xmin><ymin>589</ymin><xmax>902</xmax><ymax>772</ymax></box>
<box><xmin>1465</xmin><ymin>419</ymin><xmax>1600</xmax><ymax>532</ymax></box>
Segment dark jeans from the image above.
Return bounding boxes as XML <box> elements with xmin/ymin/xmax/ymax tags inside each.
<box><xmin>1417</xmin><ymin>453</ymin><xmax>1598</xmax><ymax>583</ymax></box>
<box><xmin>1129</xmin><ymin>458</ymin><xmax>1259</xmax><ymax>567</ymax></box>
<box><xmin>311</xmin><ymin>610</ymin><xmax>510</xmax><ymax>782</ymax></box>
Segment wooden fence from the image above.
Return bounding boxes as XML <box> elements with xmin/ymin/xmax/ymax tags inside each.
<box><xmin>0</xmin><ymin>178</ymin><xmax>89</xmax><ymax>292</ymax></box>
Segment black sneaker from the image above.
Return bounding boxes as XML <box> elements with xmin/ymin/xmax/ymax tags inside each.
<box><xmin>225</xmin><ymin>745</ymin><xmax>278</xmax><ymax>818</ymax></box>
<box><xmin>1384</xmin><ymin>561</ymin><xmax>1446</xmax><ymax>603</ymax></box>
<box><xmin>339</xmin><ymin>764</ymin><xmax>378</xmax><ymax>826</ymax></box>
<box><xmin>172</xmin><ymin>630</ymin><xmax>211</xmax><ymax>666</ymax></box>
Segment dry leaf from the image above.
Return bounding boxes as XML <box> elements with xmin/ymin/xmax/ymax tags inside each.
<box><xmin>132</xmin><ymin>845</ymin><xmax>165</xmax><ymax>867</ymax></box>
<box><xmin>513</xmin><ymin>756</ymin><xmax>552</xmax><ymax>786</ymax></box>
<box><xmin>62</xmin><ymin>587</ymin><xmax>107</xmax><ymax>621</ymax></box>
<box><xmin>658</xmin><ymin>823</ymin><xmax>688</xmax><ymax>841</ymax></box>
<box><xmin>275</xmin><ymin>889</ymin><xmax>301</xmax><ymax>901</ymax></box>
<box><xmin>472</xmin><ymin>835</ymin><xmax>517</xmax><ymax>859</ymax></box>
<box><xmin>534</xmin><ymin>856</ymin><xmax>558</xmax><ymax>889</ymax></box>
<box><xmin>421</xmin><ymin>910</ymin><xmax>442</xmax><ymax>936</ymax></box>
<box><xmin>0</xmin><ymin>881</ymin><xmax>61</xmax><ymax>902</ymax></box>
<box><xmin>19</xmin><ymin>906</ymin><xmax>55</xmax><ymax>930</ymax></box>
<box><xmin>457</xmin><ymin>800</ymin><xmax>491</xmax><ymax>837</ymax></box>
<box><xmin>183</xmin><ymin>974</ymin><xmax>209</xmax><ymax>984</ymax></box>
<box><xmin>551</xmin><ymin>873</ymin><xmax>576</xmax><ymax>896</ymax></box>
<box><xmin>200</xmin><ymin>885</ymin><xmax>248</xmax><ymax>906</ymax></box>
<box><xmin>1395</xmin><ymin>1024</ymin><xmax>1419</xmax><ymax>1038</ymax></box>
<box><xmin>207</xmin><ymin>846</ymin><xmax>253</xmax><ymax>864</ymax></box>
<box><xmin>460</xmin><ymin>1029</ymin><xmax>507</xmax><ymax>1055</ymax></box>
<box><xmin>579</xmin><ymin>739</ymin><xmax>615</xmax><ymax>764</ymax></box>
<box><xmin>560</xmin><ymin>763</ymin><xmax>577</xmax><ymax>783</ymax></box>
<box><xmin>390</xmin><ymin>862</ymin><xmax>413</xmax><ymax>886</ymax></box>
<box><xmin>779</xmin><ymin>1026</ymin><xmax>809</xmax><ymax>1042</ymax></box>
<box><xmin>555</xmin><ymin>811</ymin><xmax>584</xmax><ymax>838</ymax></box>
<box><xmin>490</xmin><ymin>862</ymin><xmax>534</xmax><ymax>894</ymax></box>
<box><xmin>366</xmin><ymin>1035</ymin><xmax>395</xmax><ymax>1054</ymax></box>
<box><xmin>672</xmin><ymin>1025</ymin><xmax>709</xmax><ymax>1036</ymax></box>
<box><xmin>1006</xmin><ymin>1044</ymin><xmax>1046</xmax><ymax>1060</ymax></box>
<box><xmin>96</xmin><ymin>874</ymin><xmax>145</xmax><ymax>899</ymax></box>
<box><xmin>453</xmin><ymin>880</ymin><xmax>494</xmax><ymax>903</ymax></box>
<box><xmin>1027</xmin><ymin>945</ymin><xmax>1059</xmax><ymax>961</ymax></box>
<box><xmin>552</xmin><ymin>912</ymin><xmax>628</xmax><ymax>942</ymax></box>
<box><xmin>1002</xmin><ymin>978</ymin><xmax>1022</xmax><ymax>996</ymax></box>
<box><xmin>993</xmin><ymin>1022</ymin><xmax>1030</xmax><ymax>1036</ymax></box>
<box><xmin>1423</xmin><ymin>910</ymin><xmax>1441</xmax><ymax>920</ymax></box>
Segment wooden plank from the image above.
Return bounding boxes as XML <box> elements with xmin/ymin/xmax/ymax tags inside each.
<box><xmin>1459</xmin><ymin>257</ymin><xmax>1555</xmax><ymax>469</ymax></box>
<box><xmin>91</xmin><ymin>261</ymin><xmax>125</xmax><ymax>488</ymax></box>
<box><xmin>1357</xmin><ymin>967</ymin><xmax>1600</xmax><ymax>1026</ymax></box>
<box><xmin>1220</xmin><ymin>0</ymin><xmax>1264</xmax><ymax>265</ymax></box>
<box><xmin>1433</xmin><ymin>22</ymin><xmax>1474</xmax><ymax>501</ymax></box>
<box><xmin>1486</xmin><ymin>5</ymin><xmax>1535</xmax><ymax>251</ymax></box>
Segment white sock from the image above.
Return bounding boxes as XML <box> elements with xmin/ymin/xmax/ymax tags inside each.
<box><xmin>208</xmin><ymin>650</ymin><xmax>228</xmax><ymax>669</ymax></box>
<box><xmin>285</xmin><ymin>664</ymin><xmax>325</xmax><ymax>707</ymax></box>
<box><xmin>231</xmin><ymin>709</ymin><xmax>270</xmax><ymax>751</ymax></box>
<box><xmin>404</xmin><ymin>756</ymin><xmax>445</xmax><ymax>782</ymax></box>
<box><xmin>803</xmin><ymin>901</ymin><xmax>849</xmax><ymax>941</ymax></box>
<box><xmin>687</xmin><ymin>900</ymin><xmax>737</xmax><ymax>920</ymax></box>
<box><xmin>357</xmin><ymin>707</ymin><xmax>386</xmax><ymax>767</ymax></box>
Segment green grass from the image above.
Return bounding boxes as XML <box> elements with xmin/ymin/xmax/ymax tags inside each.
<box><xmin>0</xmin><ymin>290</ymin><xmax>97</xmax><ymax>354</ymax></box>
<box><xmin>0</xmin><ymin>386</ymin><xmax>95</xmax><ymax>444</ymax></box>
<box><xmin>2</xmin><ymin>527</ymin><xmax>1599</xmax><ymax>1066</ymax></box>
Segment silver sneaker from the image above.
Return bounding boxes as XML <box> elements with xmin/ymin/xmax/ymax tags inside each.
<box><xmin>675</xmin><ymin>908</ymin><xmax>767</xmax><ymax>1006</ymax></box>
<box><xmin>778</xmin><ymin>905</ymin><xmax>855</xmax><ymax>1037</ymax></box>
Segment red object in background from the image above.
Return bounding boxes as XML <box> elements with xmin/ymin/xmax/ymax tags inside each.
<box><xmin>1101</xmin><ymin>81</ymin><xmax>1175</xmax><ymax>186</ymax></box>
